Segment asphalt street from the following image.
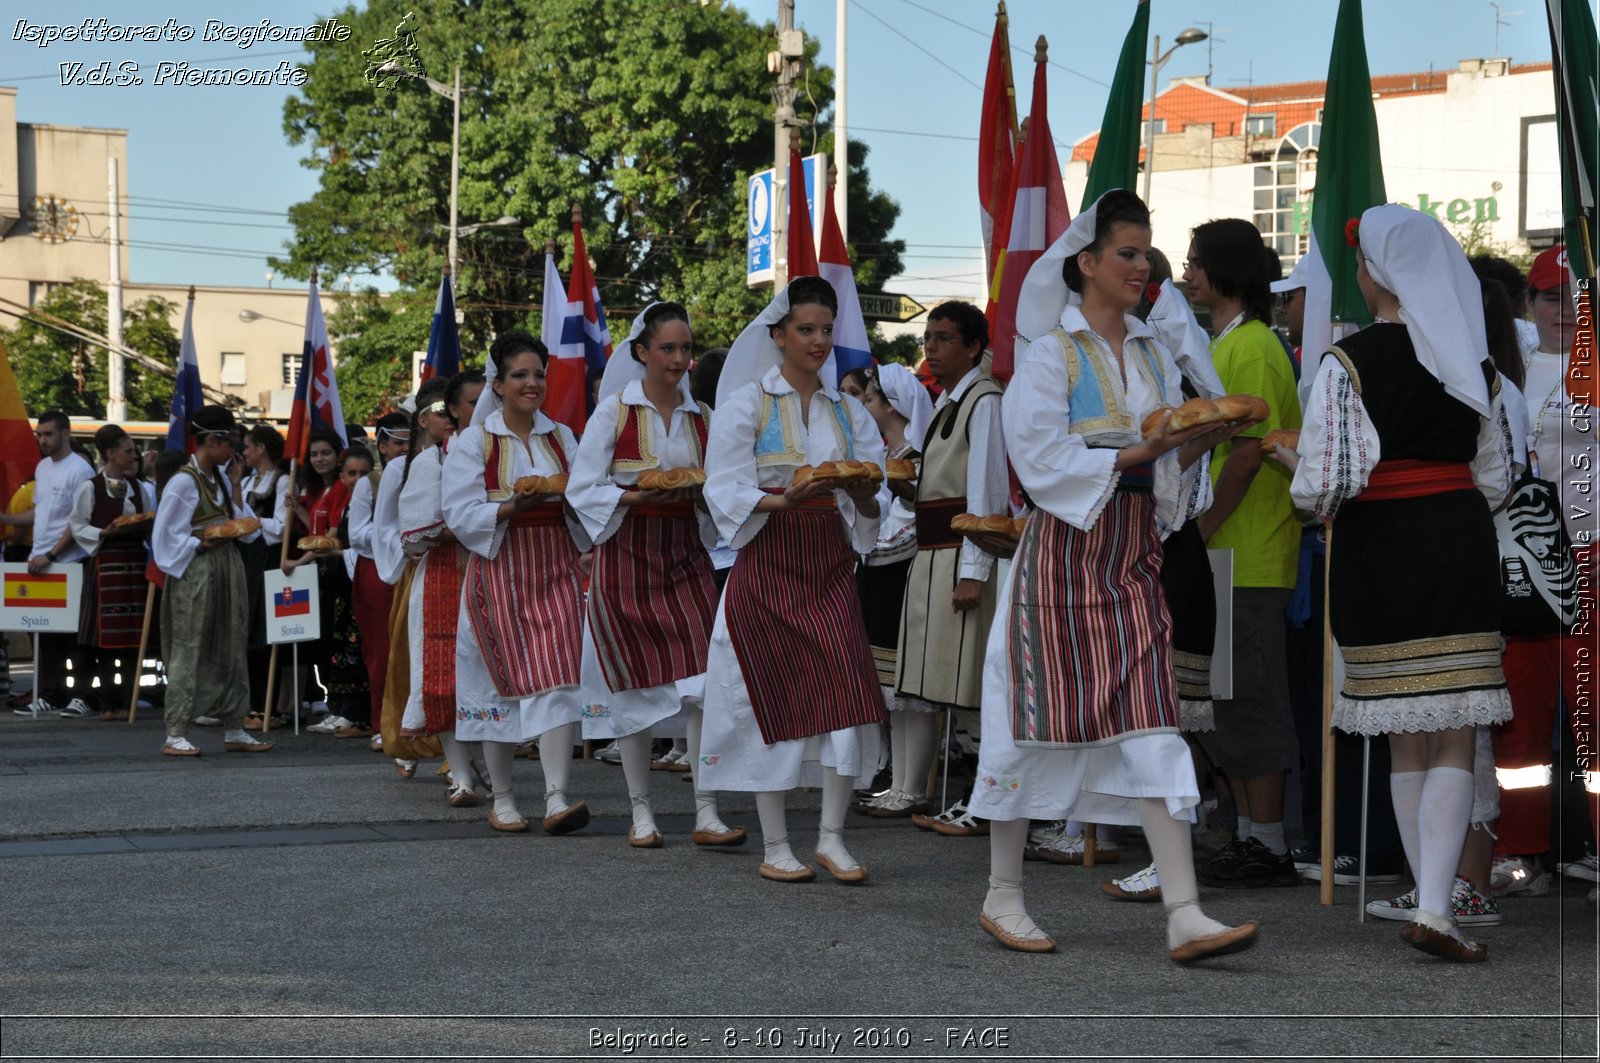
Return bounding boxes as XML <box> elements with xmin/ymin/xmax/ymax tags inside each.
<box><xmin>0</xmin><ymin>698</ymin><xmax>1595</xmax><ymax>1063</ymax></box>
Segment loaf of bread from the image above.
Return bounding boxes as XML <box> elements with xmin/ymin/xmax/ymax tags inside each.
<box><xmin>886</xmin><ymin>458</ymin><xmax>917</xmax><ymax>482</ymax></box>
<box><xmin>513</xmin><ymin>473</ymin><xmax>569</xmax><ymax>497</ymax></box>
<box><xmin>200</xmin><ymin>517</ymin><xmax>261</xmax><ymax>542</ymax></box>
<box><xmin>1145</xmin><ymin>394</ymin><xmax>1272</xmax><ymax>435</ymax></box>
<box><xmin>1260</xmin><ymin>429</ymin><xmax>1301</xmax><ymax>455</ymax></box>
<box><xmin>296</xmin><ymin>533</ymin><xmax>339</xmax><ymax>551</ymax></box>
<box><xmin>637</xmin><ymin>467</ymin><xmax>708</xmax><ymax>491</ymax></box>
<box><xmin>951</xmin><ymin>513</ymin><xmax>1021</xmax><ymax>537</ymax></box>
<box><xmin>791</xmin><ymin>460</ymin><xmax>879</xmax><ymax>487</ymax></box>
<box><xmin>108</xmin><ymin>512</ymin><xmax>155</xmax><ymax>532</ymax></box>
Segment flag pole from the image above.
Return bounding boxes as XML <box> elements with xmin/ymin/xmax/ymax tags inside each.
<box><xmin>125</xmin><ymin>585</ymin><xmax>156</xmax><ymax>724</ymax></box>
<box><xmin>1319</xmin><ymin>523</ymin><xmax>1336</xmax><ymax>907</ymax></box>
<box><xmin>997</xmin><ymin>1</ymin><xmax>1019</xmax><ymax>143</ymax></box>
<box><xmin>262</xmin><ymin>267</ymin><xmax>317</xmax><ymax>735</ymax></box>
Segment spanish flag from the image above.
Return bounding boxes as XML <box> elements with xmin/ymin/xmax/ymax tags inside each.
<box><xmin>4</xmin><ymin>572</ymin><xmax>67</xmax><ymax>608</ymax></box>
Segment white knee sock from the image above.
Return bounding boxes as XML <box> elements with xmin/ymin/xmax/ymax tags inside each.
<box><xmin>982</xmin><ymin>819</ymin><xmax>1046</xmax><ymax>939</ymax></box>
<box><xmin>539</xmin><ymin>722</ymin><xmax>577</xmax><ymax>815</ymax></box>
<box><xmin>756</xmin><ymin>790</ymin><xmax>801</xmax><ymax>871</ymax></box>
<box><xmin>481</xmin><ymin>740</ymin><xmax>519</xmax><ymax>818</ymax></box>
<box><xmin>694</xmin><ymin>792</ymin><xmax>730</xmax><ymax>833</ymax></box>
<box><xmin>904</xmin><ymin>711</ymin><xmax>936</xmax><ymax>798</ymax></box>
<box><xmin>684</xmin><ymin>704</ymin><xmax>704</xmax><ymax>787</ymax></box>
<box><xmin>1236</xmin><ymin>815</ymin><xmax>1253</xmax><ymax>842</ymax></box>
<box><xmin>1416</xmin><ymin>767</ymin><xmax>1474</xmax><ymax>926</ymax></box>
<box><xmin>439</xmin><ymin>733</ymin><xmax>475</xmax><ymax>788</ymax></box>
<box><xmin>1250</xmin><ymin>820</ymin><xmax>1287</xmax><ymax>856</ymax></box>
<box><xmin>888</xmin><ymin>708</ymin><xmax>909</xmax><ymax>795</ymax></box>
<box><xmin>1139</xmin><ymin>798</ymin><xmax>1229</xmax><ymax>949</ymax></box>
<box><xmin>816</xmin><ymin>767</ymin><xmax>859</xmax><ymax>869</ymax></box>
<box><xmin>1390</xmin><ymin>770</ymin><xmax>1426</xmax><ymax>882</ymax></box>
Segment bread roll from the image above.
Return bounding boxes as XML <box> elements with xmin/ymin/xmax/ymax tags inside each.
<box><xmin>1140</xmin><ymin>407</ymin><xmax>1176</xmax><ymax>438</ymax></box>
<box><xmin>979</xmin><ymin>514</ymin><xmax>1015</xmax><ymax>534</ymax></box>
<box><xmin>1166</xmin><ymin>398</ymin><xmax>1221</xmax><ymax>432</ymax></box>
<box><xmin>951</xmin><ymin>513</ymin><xmax>1023</xmax><ymax>540</ymax></box>
<box><xmin>199</xmin><ymin>517</ymin><xmax>259</xmax><ymax>542</ymax></box>
<box><xmin>1260</xmin><ymin>429</ymin><xmax>1301</xmax><ymax>455</ymax></box>
<box><xmin>1011</xmin><ymin>517</ymin><xmax>1029</xmax><ymax>538</ymax></box>
<box><xmin>886</xmin><ymin>458</ymin><xmax>917</xmax><ymax>482</ymax></box>
<box><xmin>109</xmin><ymin>512</ymin><xmax>154</xmax><ymax>531</ymax></box>
<box><xmin>638</xmin><ymin>467</ymin><xmax>707</xmax><ymax>491</ymax></box>
<box><xmin>513</xmin><ymin>474</ymin><xmax>569</xmax><ymax>497</ymax></box>
<box><xmin>1164</xmin><ymin>394</ymin><xmax>1270</xmax><ymax>432</ymax></box>
<box><xmin>949</xmin><ymin>513</ymin><xmax>982</xmax><ymax>534</ymax></box>
<box><xmin>296</xmin><ymin>533</ymin><xmax>339</xmax><ymax>551</ymax></box>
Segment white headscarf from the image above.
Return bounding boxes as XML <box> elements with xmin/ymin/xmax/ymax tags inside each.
<box><xmin>469</xmin><ymin>343</ymin><xmax>500</xmax><ymax>428</ymax></box>
<box><xmin>1358</xmin><ymin>203</ymin><xmax>1493</xmax><ymax>418</ymax></box>
<box><xmin>1014</xmin><ymin>193</ymin><xmax>1104</xmax><ymax>344</ymax></box>
<box><xmin>1145</xmin><ymin>279</ymin><xmax>1225</xmax><ymax>398</ymax></box>
<box><xmin>599</xmin><ymin>302</ymin><xmax>693</xmax><ymax>404</ymax></box>
<box><xmin>874</xmin><ymin>362</ymin><xmax>933</xmax><ymax>452</ymax></box>
<box><xmin>716</xmin><ymin>280</ymin><xmax>840</xmax><ymax>408</ymax></box>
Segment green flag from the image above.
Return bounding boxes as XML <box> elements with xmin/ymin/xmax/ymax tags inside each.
<box><xmin>1547</xmin><ymin>0</ymin><xmax>1598</xmax><ymax>281</ymax></box>
<box><xmin>1310</xmin><ymin>0</ymin><xmax>1386</xmax><ymax>324</ymax></box>
<box><xmin>1081</xmin><ymin>0</ymin><xmax>1151</xmax><ymax>211</ymax></box>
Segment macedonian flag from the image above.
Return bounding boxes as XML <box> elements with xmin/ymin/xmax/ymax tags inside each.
<box><xmin>4</xmin><ymin>573</ymin><xmax>67</xmax><ymax>608</ymax></box>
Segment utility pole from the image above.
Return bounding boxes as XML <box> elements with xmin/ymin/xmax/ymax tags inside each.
<box><xmin>773</xmin><ymin>0</ymin><xmax>799</xmax><ymax>288</ymax></box>
<box><xmin>106</xmin><ymin>156</ymin><xmax>125</xmax><ymax>422</ymax></box>
<box><xmin>449</xmin><ymin>63</ymin><xmax>461</xmax><ymax>276</ymax></box>
<box><xmin>834</xmin><ymin>0</ymin><xmax>847</xmax><ymax>244</ymax></box>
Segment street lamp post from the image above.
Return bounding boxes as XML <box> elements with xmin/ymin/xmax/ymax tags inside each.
<box><xmin>377</xmin><ymin>61</ymin><xmax>468</xmax><ymax>274</ymax></box>
<box><xmin>1143</xmin><ymin>27</ymin><xmax>1208</xmax><ymax>203</ymax></box>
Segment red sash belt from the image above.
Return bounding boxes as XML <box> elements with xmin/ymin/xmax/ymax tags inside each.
<box><xmin>1357</xmin><ymin>460</ymin><xmax>1474</xmax><ymax>502</ymax></box>
<box><xmin>507</xmin><ymin>502</ymin><xmax>566</xmax><ymax>528</ymax></box>
<box><xmin>631</xmin><ymin>501</ymin><xmax>697</xmax><ymax>519</ymax></box>
<box><xmin>915</xmin><ymin>497</ymin><xmax>967</xmax><ymax>550</ymax></box>
<box><xmin>761</xmin><ymin>487</ymin><xmax>837</xmax><ymax>510</ymax></box>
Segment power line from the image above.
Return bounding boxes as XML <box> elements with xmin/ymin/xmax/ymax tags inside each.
<box><xmin>850</xmin><ymin>0</ymin><xmax>982</xmax><ymax>92</ymax></box>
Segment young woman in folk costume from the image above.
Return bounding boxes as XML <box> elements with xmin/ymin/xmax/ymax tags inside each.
<box><xmin>968</xmin><ymin>190</ymin><xmax>1257</xmax><ymax>960</ymax></box>
<box><xmin>150</xmin><ymin>405</ymin><xmax>273</xmax><ymax>757</ymax></box>
<box><xmin>400</xmin><ymin>372</ymin><xmax>487</xmax><ymax>802</ymax></box>
<box><xmin>368</xmin><ymin>407</ymin><xmax>430</xmax><ymax>777</ymax></box>
<box><xmin>894</xmin><ymin>301</ymin><xmax>1007</xmax><ymax>836</ymax></box>
<box><xmin>344</xmin><ymin>412</ymin><xmax>409</xmax><ymax>752</ymax></box>
<box><xmin>1276</xmin><ymin>205</ymin><xmax>1516</xmax><ymax>962</ymax></box>
<box><xmin>1102</xmin><ymin>252</ymin><xmax>1230</xmax><ymax>898</ymax></box>
<box><xmin>701</xmin><ymin>276</ymin><xmax>888</xmax><ymax>883</ymax></box>
<box><xmin>236</xmin><ymin>425</ymin><xmax>294</xmax><ymax>726</ymax></box>
<box><xmin>850</xmin><ymin>362</ymin><xmax>933</xmax><ymax>818</ymax></box>
<box><xmin>67</xmin><ymin>424</ymin><xmax>153</xmax><ymax>720</ymax></box>
<box><xmin>442</xmin><ymin>333</ymin><xmax>590</xmax><ymax>834</ymax></box>
<box><xmin>567</xmin><ymin>302</ymin><xmax>745</xmax><ymax>849</ymax></box>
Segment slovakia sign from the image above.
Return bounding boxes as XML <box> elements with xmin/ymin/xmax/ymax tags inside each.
<box><xmin>858</xmin><ymin>292</ymin><xmax>928</xmax><ymax>323</ymax></box>
<box><xmin>0</xmin><ymin>563</ymin><xmax>83</xmax><ymax>633</ymax></box>
<box><xmin>265</xmin><ymin>564</ymin><xmax>320</xmax><ymax>644</ymax></box>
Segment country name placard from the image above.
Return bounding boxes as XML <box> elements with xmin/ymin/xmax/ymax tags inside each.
<box><xmin>0</xmin><ymin>563</ymin><xmax>84</xmax><ymax>633</ymax></box>
<box><xmin>264</xmin><ymin>564</ymin><xmax>320</xmax><ymax>644</ymax></box>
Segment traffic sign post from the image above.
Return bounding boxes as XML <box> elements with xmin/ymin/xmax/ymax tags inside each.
<box><xmin>747</xmin><ymin>169</ymin><xmax>774</xmax><ymax>287</ymax></box>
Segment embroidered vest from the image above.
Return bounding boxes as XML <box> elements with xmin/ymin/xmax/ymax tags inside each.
<box><xmin>482</xmin><ymin>428</ymin><xmax>571</xmax><ymax>502</ymax></box>
<box><xmin>917</xmin><ymin>376</ymin><xmax>1003</xmax><ymax>503</ymax></box>
<box><xmin>175</xmin><ymin>465</ymin><xmax>230</xmax><ymax>532</ymax></box>
<box><xmin>1047</xmin><ymin>328</ymin><xmax>1165</xmax><ymax>446</ymax></box>
<box><xmin>246</xmin><ymin>471</ymin><xmax>281</xmax><ymax>520</ymax></box>
<box><xmin>753</xmin><ymin>389</ymin><xmax>853</xmax><ymax>468</ymax></box>
<box><xmin>611</xmin><ymin>400</ymin><xmax>711</xmax><ymax>475</ymax></box>
<box><xmin>89</xmin><ymin>473</ymin><xmax>144</xmax><ymax>530</ymax></box>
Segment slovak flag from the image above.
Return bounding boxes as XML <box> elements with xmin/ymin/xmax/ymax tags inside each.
<box><xmin>541</xmin><ymin>246</ymin><xmax>584</xmax><ymax>435</ymax></box>
<box><xmin>549</xmin><ymin>212</ymin><xmax>612</xmax><ymax>433</ymax></box>
<box><xmin>274</xmin><ymin>585</ymin><xmax>311</xmax><ymax>617</ymax></box>
<box><xmin>818</xmin><ymin>181</ymin><xmax>873</xmax><ymax>385</ymax></box>
<box><xmin>283</xmin><ymin>277</ymin><xmax>347</xmax><ymax>463</ymax></box>
<box><xmin>165</xmin><ymin>293</ymin><xmax>205</xmax><ymax>453</ymax></box>
<box><xmin>419</xmin><ymin>271</ymin><xmax>461</xmax><ymax>383</ymax></box>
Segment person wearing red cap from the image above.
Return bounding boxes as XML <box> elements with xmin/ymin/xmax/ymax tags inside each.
<box><xmin>1490</xmin><ymin>245</ymin><xmax>1599</xmax><ymax>905</ymax></box>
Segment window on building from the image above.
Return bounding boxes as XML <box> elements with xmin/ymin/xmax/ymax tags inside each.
<box><xmin>220</xmin><ymin>352</ymin><xmax>247</xmax><ymax>388</ymax></box>
<box><xmin>283</xmin><ymin>353</ymin><xmax>301</xmax><ymax>388</ymax></box>
<box><xmin>1141</xmin><ymin>118</ymin><xmax>1167</xmax><ymax>139</ymax></box>
<box><xmin>1245</xmin><ymin>114</ymin><xmax>1277</xmax><ymax>137</ymax></box>
<box><xmin>1253</xmin><ymin>122</ymin><xmax>1321</xmax><ymax>267</ymax></box>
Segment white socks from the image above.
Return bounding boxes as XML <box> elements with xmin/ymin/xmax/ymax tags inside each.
<box><xmin>223</xmin><ymin>728</ymin><xmax>249</xmax><ymax>743</ymax></box>
<box><xmin>538</xmin><ymin>722</ymin><xmax>576</xmax><ymax>799</ymax></box>
<box><xmin>816</xmin><ymin>767</ymin><xmax>859</xmax><ymax>870</ymax></box>
<box><xmin>888</xmin><ymin>703</ymin><xmax>909</xmax><ymax>794</ymax></box>
<box><xmin>694</xmin><ymin>793</ymin><xmax>731</xmax><ymax>834</ymax></box>
<box><xmin>481</xmin><ymin>741</ymin><xmax>519</xmax><ymax>818</ymax></box>
<box><xmin>439</xmin><ymin>733</ymin><xmax>479</xmax><ymax>789</ymax></box>
<box><xmin>1236</xmin><ymin>815</ymin><xmax>1253</xmax><ymax>842</ymax></box>
<box><xmin>629</xmin><ymin>792</ymin><xmax>658</xmax><ymax>839</ymax></box>
<box><xmin>1390</xmin><ymin>770</ymin><xmax>1426</xmax><ymax>882</ymax></box>
<box><xmin>1138</xmin><ymin>798</ymin><xmax>1229</xmax><ymax>950</ymax></box>
<box><xmin>1250</xmin><ymin>820</ymin><xmax>1287</xmax><ymax>856</ymax></box>
<box><xmin>1416</xmin><ymin>767</ymin><xmax>1474</xmax><ymax>924</ymax></box>
<box><xmin>756</xmin><ymin>791</ymin><xmax>802</xmax><ymax>871</ymax></box>
<box><xmin>983</xmin><ymin>820</ymin><xmax>1048</xmax><ymax>941</ymax></box>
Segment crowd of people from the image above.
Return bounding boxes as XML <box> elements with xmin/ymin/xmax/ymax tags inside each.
<box><xmin>4</xmin><ymin>192</ymin><xmax>1594</xmax><ymax>966</ymax></box>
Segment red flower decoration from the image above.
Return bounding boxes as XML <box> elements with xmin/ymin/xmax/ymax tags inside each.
<box><xmin>1344</xmin><ymin>218</ymin><xmax>1361</xmax><ymax>248</ymax></box>
<box><xmin>1144</xmin><ymin>281</ymin><xmax>1164</xmax><ymax>305</ymax></box>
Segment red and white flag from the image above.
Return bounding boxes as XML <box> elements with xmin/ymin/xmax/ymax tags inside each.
<box><xmin>978</xmin><ymin>6</ymin><xmax>1017</xmax><ymax>291</ymax></box>
<box><xmin>283</xmin><ymin>277</ymin><xmax>346</xmax><ymax>462</ymax></box>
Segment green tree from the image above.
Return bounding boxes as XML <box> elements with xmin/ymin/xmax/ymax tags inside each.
<box><xmin>1</xmin><ymin>278</ymin><xmax>177</xmax><ymax>421</ymax></box>
<box><xmin>277</xmin><ymin>0</ymin><xmax>903</xmax><ymax>411</ymax></box>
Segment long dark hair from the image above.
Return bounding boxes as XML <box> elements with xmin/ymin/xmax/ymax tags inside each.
<box><xmin>297</xmin><ymin>427</ymin><xmax>345</xmax><ymax>498</ymax></box>
<box><xmin>1480</xmin><ymin>277</ymin><xmax>1525</xmax><ymax>390</ymax></box>
<box><xmin>1188</xmin><ymin>218</ymin><xmax>1273</xmax><ymax>325</ymax></box>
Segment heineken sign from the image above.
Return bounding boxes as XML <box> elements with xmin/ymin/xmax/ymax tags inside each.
<box><xmin>1291</xmin><ymin>192</ymin><xmax>1500</xmax><ymax>234</ymax></box>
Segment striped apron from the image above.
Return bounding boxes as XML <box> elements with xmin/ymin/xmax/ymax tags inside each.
<box><xmin>588</xmin><ymin>501</ymin><xmax>717</xmax><ymax>693</ymax></box>
<box><xmin>420</xmin><ymin>541</ymin><xmax>466</xmax><ymax>734</ymax></box>
<box><xmin>723</xmin><ymin>495</ymin><xmax>887</xmax><ymax>744</ymax></box>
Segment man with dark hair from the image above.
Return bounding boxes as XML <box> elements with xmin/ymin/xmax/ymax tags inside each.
<box><xmin>1182</xmin><ymin>220</ymin><xmax>1304</xmax><ymax>888</ymax></box>
<box><xmin>1469</xmin><ymin>254</ymin><xmax>1535</xmax><ymax>356</ymax></box>
<box><xmin>7</xmin><ymin>412</ymin><xmax>95</xmax><ymax>716</ymax></box>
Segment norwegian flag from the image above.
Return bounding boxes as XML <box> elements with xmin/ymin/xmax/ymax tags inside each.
<box><xmin>817</xmin><ymin>180</ymin><xmax>873</xmax><ymax>385</ymax></box>
<box><xmin>164</xmin><ymin>294</ymin><xmax>205</xmax><ymax>453</ymax></box>
<box><xmin>283</xmin><ymin>277</ymin><xmax>347</xmax><ymax>463</ymax></box>
<box><xmin>548</xmin><ymin>212</ymin><xmax>612</xmax><ymax>433</ymax></box>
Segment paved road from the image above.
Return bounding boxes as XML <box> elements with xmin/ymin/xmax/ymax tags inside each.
<box><xmin>0</xmin><ymin>705</ymin><xmax>1595</xmax><ymax>1062</ymax></box>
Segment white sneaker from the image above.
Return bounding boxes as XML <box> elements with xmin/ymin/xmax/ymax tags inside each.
<box><xmin>13</xmin><ymin>697</ymin><xmax>53</xmax><ymax>717</ymax></box>
<box><xmin>595</xmin><ymin>741</ymin><xmax>623</xmax><ymax>765</ymax></box>
<box><xmin>193</xmin><ymin>715</ymin><xmax>221</xmax><ymax>727</ymax></box>
<box><xmin>370</xmin><ymin>735</ymin><xmax>384</xmax><ymax>752</ymax></box>
<box><xmin>1490</xmin><ymin>855</ymin><xmax>1551</xmax><ymax>897</ymax></box>
<box><xmin>56</xmin><ymin>698</ymin><xmax>94</xmax><ymax>718</ymax></box>
<box><xmin>1556</xmin><ymin>852</ymin><xmax>1600</xmax><ymax>884</ymax></box>
<box><xmin>306</xmin><ymin>715</ymin><xmax>348</xmax><ymax>735</ymax></box>
<box><xmin>1026</xmin><ymin>821</ymin><xmax>1066</xmax><ymax>848</ymax></box>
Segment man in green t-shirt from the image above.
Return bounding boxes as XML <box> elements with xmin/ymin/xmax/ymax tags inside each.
<box><xmin>1182</xmin><ymin>220</ymin><xmax>1303</xmax><ymax>889</ymax></box>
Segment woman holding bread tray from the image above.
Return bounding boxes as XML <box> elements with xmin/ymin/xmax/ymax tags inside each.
<box><xmin>150</xmin><ymin>406</ymin><xmax>271</xmax><ymax>758</ymax></box>
<box><xmin>443</xmin><ymin>331</ymin><xmax>590</xmax><ymax>836</ymax></box>
<box><xmin>567</xmin><ymin>302</ymin><xmax>743</xmax><ymax>850</ymax></box>
<box><xmin>967</xmin><ymin>190</ymin><xmax>1255</xmax><ymax>961</ymax></box>
<box><xmin>701</xmin><ymin>276</ymin><xmax>889</xmax><ymax>884</ymax></box>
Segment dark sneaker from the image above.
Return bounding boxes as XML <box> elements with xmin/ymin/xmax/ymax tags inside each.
<box><xmin>1198</xmin><ymin>837</ymin><xmax>1300</xmax><ymax>889</ymax></box>
<box><xmin>1292</xmin><ymin>850</ymin><xmax>1403</xmax><ymax>885</ymax></box>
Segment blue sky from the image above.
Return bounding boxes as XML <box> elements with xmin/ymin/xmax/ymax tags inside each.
<box><xmin>0</xmin><ymin>0</ymin><xmax>1564</xmax><ymax>306</ymax></box>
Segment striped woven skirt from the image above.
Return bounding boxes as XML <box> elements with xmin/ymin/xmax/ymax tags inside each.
<box><xmin>723</xmin><ymin>502</ymin><xmax>887</xmax><ymax>745</ymax></box>
<box><xmin>1007</xmin><ymin>491</ymin><xmax>1179</xmax><ymax>747</ymax></box>
<box><xmin>588</xmin><ymin>503</ymin><xmax>717</xmax><ymax>693</ymax></box>
<box><xmin>78</xmin><ymin>541</ymin><xmax>148</xmax><ymax>649</ymax></box>
<box><xmin>463</xmin><ymin>506</ymin><xmax>584</xmax><ymax>700</ymax></box>
<box><xmin>421</xmin><ymin>541</ymin><xmax>465</xmax><ymax>733</ymax></box>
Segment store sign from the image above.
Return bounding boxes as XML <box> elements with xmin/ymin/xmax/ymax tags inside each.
<box><xmin>1289</xmin><ymin>191</ymin><xmax>1500</xmax><ymax>235</ymax></box>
